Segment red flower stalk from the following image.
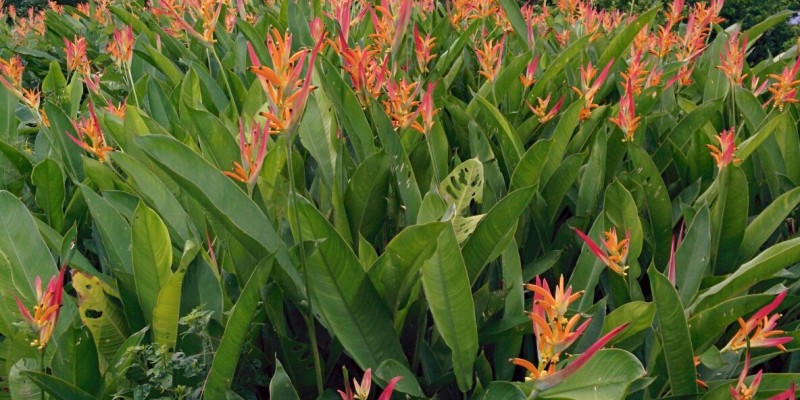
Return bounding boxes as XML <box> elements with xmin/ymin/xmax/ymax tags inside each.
<box><xmin>383</xmin><ymin>77</ymin><xmax>420</xmax><ymax>130</ymax></box>
<box><xmin>571</xmin><ymin>59</ymin><xmax>614</xmax><ymax>120</ymax></box>
<box><xmin>15</xmin><ymin>266</ymin><xmax>68</xmax><ymax>350</ymax></box>
<box><xmin>707</xmin><ymin>128</ymin><xmax>740</xmax><ymax>170</ymax></box>
<box><xmin>107</xmin><ymin>26</ymin><xmax>135</xmax><ymax>68</ymax></box>
<box><xmin>717</xmin><ymin>31</ymin><xmax>748</xmax><ymax>86</ymax></box>
<box><xmin>64</xmin><ymin>35</ymin><xmax>90</xmax><ymax>76</ymax></box>
<box><xmin>413</xmin><ymin>25</ymin><xmax>437</xmax><ymax>73</ymax></box>
<box><xmin>67</xmin><ymin>102</ymin><xmax>114</xmax><ymax>161</ymax></box>
<box><xmin>520</xmin><ymin>54</ymin><xmax>540</xmax><ymax>88</ymax></box>
<box><xmin>573</xmin><ymin>227</ymin><xmax>630</xmax><ymax>276</ymax></box>
<box><xmin>723</xmin><ymin>290</ymin><xmax>792</xmax><ymax>352</ymax></box>
<box><xmin>529</xmin><ymin>93</ymin><xmax>565</xmax><ymax>123</ymax></box>
<box><xmin>731</xmin><ymin>351</ymin><xmax>762</xmax><ymax>400</ymax></box>
<box><xmin>610</xmin><ymin>79</ymin><xmax>641</xmax><ymax>142</ymax></box>
<box><xmin>338</xmin><ymin>368</ymin><xmax>402</xmax><ymax>400</ymax></box>
<box><xmin>224</xmin><ymin>120</ymin><xmax>270</xmax><ymax>187</ymax></box>
<box><xmin>475</xmin><ymin>33</ymin><xmax>505</xmax><ymax>82</ymax></box>
<box><xmin>766</xmin><ymin>54</ymin><xmax>800</xmax><ymax>111</ymax></box>
<box><xmin>411</xmin><ymin>82</ymin><xmax>438</xmax><ymax>134</ymax></box>
<box><xmin>667</xmin><ymin>223</ymin><xmax>685</xmax><ymax>285</ymax></box>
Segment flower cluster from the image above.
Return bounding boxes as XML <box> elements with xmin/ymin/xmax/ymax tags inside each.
<box><xmin>573</xmin><ymin>227</ymin><xmax>630</xmax><ymax>276</ymax></box>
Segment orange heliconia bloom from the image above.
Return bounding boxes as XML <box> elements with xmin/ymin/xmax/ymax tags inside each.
<box><xmin>529</xmin><ymin>93</ymin><xmax>565</xmax><ymax>124</ymax></box>
<box><xmin>224</xmin><ymin>121</ymin><xmax>270</xmax><ymax>187</ymax></box>
<box><xmin>338</xmin><ymin>368</ymin><xmax>402</xmax><ymax>400</ymax></box>
<box><xmin>571</xmin><ymin>60</ymin><xmax>613</xmax><ymax>120</ymax></box>
<box><xmin>475</xmin><ymin>34</ymin><xmax>505</xmax><ymax>81</ymax></box>
<box><xmin>717</xmin><ymin>31</ymin><xmax>748</xmax><ymax>86</ymax></box>
<box><xmin>573</xmin><ymin>227</ymin><xmax>630</xmax><ymax>276</ymax></box>
<box><xmin>730</xmin><ymin>351</ymin><xmax>762</xmax><ymax>400</ymax></box>
<box><xmin>64</xmin><ymin>36</ymin><xmax>90</xmax><ymax>76</ymax></box>
<box><xmin>104</xmin><ymin>100</ymin><xmax>127</xmax><ymax>119</ymax></box>
<box><xmin>512</xmin><ymin>275</ymin><xmax>630</xmax><ymax>390</ymax></box>
<box><xmin>107</xmin><ymin>26</ymin><xmax>135</xmax><ymax>68</ymax></box>
<box><xmin>610</xmin><ymin>80</ymin><xmax>641</xmax><ymax>142</ymax></box>
<box><xmin>413</xmin><ymin>25</ymin><xmax>437</xmax><ymax>74</ymax></box>
<box><xmin>520</xmin><ymin>54</ymin><xmax>540</xmax><ymax>88</ymax></box>
<box><xmin>15</xmin><ymin>266</ymin><xmax>67</xmax><ymax>350</ymax></box>
<box><xmin>724</xmin><ymin>291</ymin><xmax>792</xmax><ymax>353</ymax></box>
<box><xmin>766</xmin><ymin>55</ymin><xmax>800</xmax><ymax>111</ymax></box>
<box><xmin>383</xmin><ymin>77</ymin><xmax>419</xmax><ymax>130</ymax></box>
<box><xmin>68</xmin><ymin>102</ymin><xmax>114</xmax><ymax>161</ymax></box>
<box><xmin>707</xmin><ymin>128</ymin><xmax>740</xmax><ymax>170</ymax></box>
<box><xmin>410</xmin><ymin>82</ymin><xmax>438</xmax><ymax>134</ymax></box>
<box><xmin>340</xmin><ymin>43</ymin><xmax>388</xmax><ymax>104</ymax></box>
<box><xmin>249</xmin><ymin>19</ymin><xmax>326</xmax><ymax>134</ymax></box>
<box><xmin>0</xmin><ymin>55</ymin><xmax>24</xmax><ymax>89</ymax></box>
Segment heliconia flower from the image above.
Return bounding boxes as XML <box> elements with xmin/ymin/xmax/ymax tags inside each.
<box><xmin>571</xmin><ymin>59</ymin><xmax>614</xmax><ymax>120</ymax></box>
<box><xmin>724</xmin><ymin>290</ymin><xmax>792</xmax><ymax>352</ymax></box>
<box><xmin>666</xmin><ymin>0</ymin><xmax>685</xmax><ymax>27</ymax></box>
<box><xmin>667</xmin><ymin>223</ymin><xmax>684</xmax><ymax>285</ymax></box>
<box><xmin>717</xmin><ymin>31</ymin><xmax>748</xmax><ymax>86</ymax></box>
<box><xmin>520</xmin><ymin>54</ymin><xmax>540</xmax><ymax>88</ymax></box>
<box><xmin>573</xmin><ymin>227</ymin><xmax>630</xmax><ymax>276</ymax></box>
<box><xmin>249</xmin><ymin>19</ymin><xmax>326</xmax><ymax>134</ymax></box>
<box><xmin>750</xmin><ymin>76</ymin><xmax>769</xmax><ymax>96</ymax></box>
<box><xmin>707</xmin><ymin>128</ymin><xmax>740</xmax><ymax>170</ymax></box>
<box><xmin>411</xmin><ymin>82</ymin><xmax>438</xmax><ymax>134</ymax></box>
<box><xmin>21</xmin><ymin>87</ymin><xmax>40</xmax><ymax>110</ymax></box>
<box><xmin>15</xmin><ymin>266</ymin><xmax>67</xmax><ymax>350</ymax></box>
<box><xmin>731</xmin><ymin>351</ymin><xmax>762</xmax><ymax>400</ymax></box>
<box><xmin>338</xmin><ymin>368</ymin><xmax>402</xmax><ymax>400</ymax></box>
<box><xmin>413</xmin><ymin>25</ymin><xmax>437</xmax><ymax>73</ymax></box>
<box><xmin>528</xmin><ymin>94</ymin><xmax>565</xmax><ymax>124</ymax></box>
<box><xmin>610</xmin><ymin>80</ymin><xmax>641</xmax><ymax>142</ymax></box>
<box><xmin>0</xmin><ymin>55</ymin><xmax>24</xmax><ymax>89</ymax></box>
<box><xmin>47</xmin><ymin>0</ymin><xmax>63</xmax><ymax>13</ymax></box>
<box><xmin>326</xmin><ymin>0</ymin><xmax>367</xmax><ymax>51</ymax></box>
<box><xmin>68</xmin><ymin>102</ymin><xmax>114</xmax><ymax>161</ymax></box>
<box><xmin>383</xmin><ymin>77</ymin><xmax>420</xmax><ymax>130</ymax></box>
<box><xmin>620</xmin><ymin>47</ymin><xmax>648</xmax><ymax>95</ymax></box>
<box><xmin>224</xmin><ymin>120</ymin><xmax>270</xmax><ymax>187</ymax></box>
<box><xmin>513</xmin><ymin>323</ymin><xmax>630</xmax><ymax>391</ymax></box>
<box><xmin>64</xmin><ymin>35</ymin><xmax>90</xmax><ymax>76</ymax></box>
<box><xmin>339</xmin><ymin>43</ymin><xmax>387</xmax><ymax>104</ymax></box>
<box><xmin>666</xmin><ymin>64</ymin><xmax>695</xmax><ymax>88</ymax></box>
<box><xmin>107</xmin><ymin>26</ymin><xmax>135</xmax><ymax>68</ymax></box>
<box><xmin>84</xmin><ymin>73</ymin><xmax>102</xmax><ymax>94</ymax></box>
<box><xmin>475</xmin><ymin>34</ymin><xmax>505</xmax><ymax>82</ymax></box>
<box><xmin>104</xmin><ymin>100</ymin><xmax>127</xmax><ymax>119</ymax></box>
<box><xmin>766</xmin><ymin>54</ymin><xmax>800</xmax><ymax>111</ymax></box>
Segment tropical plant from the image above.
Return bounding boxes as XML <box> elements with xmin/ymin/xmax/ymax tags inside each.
<box><xmin>1</xmin><ymin>0</ymin><xmax>800</xmax><ymax>398</ymax></box>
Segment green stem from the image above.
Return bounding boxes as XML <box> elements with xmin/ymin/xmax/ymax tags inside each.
<box><xmin>125</xmin><ymin>65</ymin><xmax>141</xmax><ymax>109</ymax></box>
<box><xmin>426</xmin><ymin>132</ymin><xmax>443</xmax><ymax>186</ymax></box>
<box><xmin>285</xmin><ymin>133</ymin><xmax>324</xmax><ymax>396</ymax></box>
<box><xmin>39</xmin><ymin>349</ymin><xmax>45</xmax><ymax>400</ymax></box>
<box><xmin>209</xmin><ymin>46</ymin><xmax>240</xmax><ymax>118</ymax></box>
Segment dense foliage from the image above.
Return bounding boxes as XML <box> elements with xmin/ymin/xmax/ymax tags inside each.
<box><xmin>1</xmin><ymin>0</ymin><xmax>800</xmax><ymax>399</ymax></box>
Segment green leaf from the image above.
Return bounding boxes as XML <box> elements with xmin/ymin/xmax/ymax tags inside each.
<box><xmin>497</xmin><ymin>0</ymin><xmax>529</xmax><ymax>45</ymax></box>
<box><xmin>439</xmin><ymin>158</ymin><xmax>484</xmax><ymax>216</ymax></box>
<box><xmin>691</xmin><ymin>236</ymin><xmax>800</xmax><ymax>314</ymax></box>
<box><xmin>293</xmin><ymin>196</ymin><xmax>409</xmax><ymax>369</ymax></box>
<box><xmin>269</xmin><ymin>358</ymin><xmax>300</xmax><ymax>400</ymax></box>
<box><xmin>510</xmin><ymin>139</ymin><xmax>551</xmax><ymax>192</ymax></box>
<box><xmin>738</xmin><ymin>113</ymin><xmax>792</xmax><ymax>162</ymax></box>
<box><xmin>538</xmin><ymin>349</ymin><xmax>645</xmax><ymax>399</ymax></box>
<box><xmin>744</xmin><ymin>10</ymin><xmax>794</xmax><ymax>45</ymax></box>
<box><xmin>204</xmin><ymin>256</ymin><xmax>274</xmax><ymax>397</ymax></box>
<box><xmin>629</xmin><ymin>145</ymin><xmax>672</xmax><ymax>266</ymax></box>
<box><xmin>652</xmin><ymin>99</ymin><xmax>723</xmax><ymax>171</ymax></box>
<box><xmin>597</xmin><ymin>7</ymin><xmax>659</xmax><ymax>68</ymax></box>
<box><xmin>463</xmin><ymin>185</ymin><xmax>537</xmax><ymax>284</ymax></box>
<box><xmin>675</xmin><ymin>206</ymin><xmax>712</xmax><ymax>305</ymax></box>
<box><xmin>421</xmin><ymin>225</ymin><xmax>479</xmax><ymax>391</ymax></box>
<box><xmin>22</xmin><ymin>372</ymin><xmax>95</xmax><ymax>400</ymax></box>
<box><xmin>0</xmin><ymin>86</ymin><xmax>17</xmax><ymax>142</ymax></box>
<box><xmin>604</xmin><ymin>180</ymin><xmax>643</xmax><ymax>260</ymax></box>
<box><xmin>136</xmin><ymin>135</ymin><xmax>299</xmax><ymax>291</ymax></box>
<box><xmin>649</xmin><ymin>268</ymin><xmax>697</xmax><ymax>396</ymax></box>
<box><xmin>368</xmin><ymin>222</ymin><xmax>447</xmax><ymax>315</ymax></box>
<box><xmin>110</xmin><ymin>152</ymin><xmax>200</xmax><ymax>244</ymax></box>
<box><xmin>528</xmin><ymin>36</ymin><xmax>590</xmax><ymax>101</ymax></box>
<box><xmin>480</xmin><ymin>381</ymin><xmax>526</xmax><ymax>400</ymax></box>
<box><xmin>345</xmin><ymin>151</ymin><xmax>391</xmax><ymax>243</ymax></box>
<box><xmin>9</xmin><ymin>359</ymin><xmax>42</xmax><ymax>400</ymax></box>
<box><xmin>540</xmin><ymin>100</ymin><xmax>584</xmax><ymax>184</ymax></box>
<box><xmin>600</xmin><ymin>301</ymin><xmax>655</xmax><ymax>344</ymax></box>
<box><xmin>473</xmin><ymin>95</ymin><xmax>524</xmax><ymax>173</ymax></box>
<box><xmin>739</xmin><ymin>186</ymin><xmax>800</xmax><ymax>262</ymax></box>
<box><xmin>51</xmin><ymin>324</ymin><xmax>101</xmax><ymax>393</ymax></box>
<box><xmin>132</xmin><ymin>202</ymin><xmax>173</xmax><ymax>325</ymax></box>
<box><xmin>375</xmin><ymin>359</ymin><xmax>424</xmax><ymax>397</ymax></box>
<box><xmin>710</xmin><ymin>166</ymin><xmax>748</xmax><ymax>274</ymax></box>
<box><xmin>153</xmin><ymin>241</ymin><xmax>199</xmax><ymax>350</ymax></box>
<box><xmin>101</xmin><ymin>327</ymin><xmax>148</xmax><ymax>398</ymax></box>
<box><xmin>71</xmin><ymin>272</ymin><xmax>130</xmax><ymax>362</ymax></box>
